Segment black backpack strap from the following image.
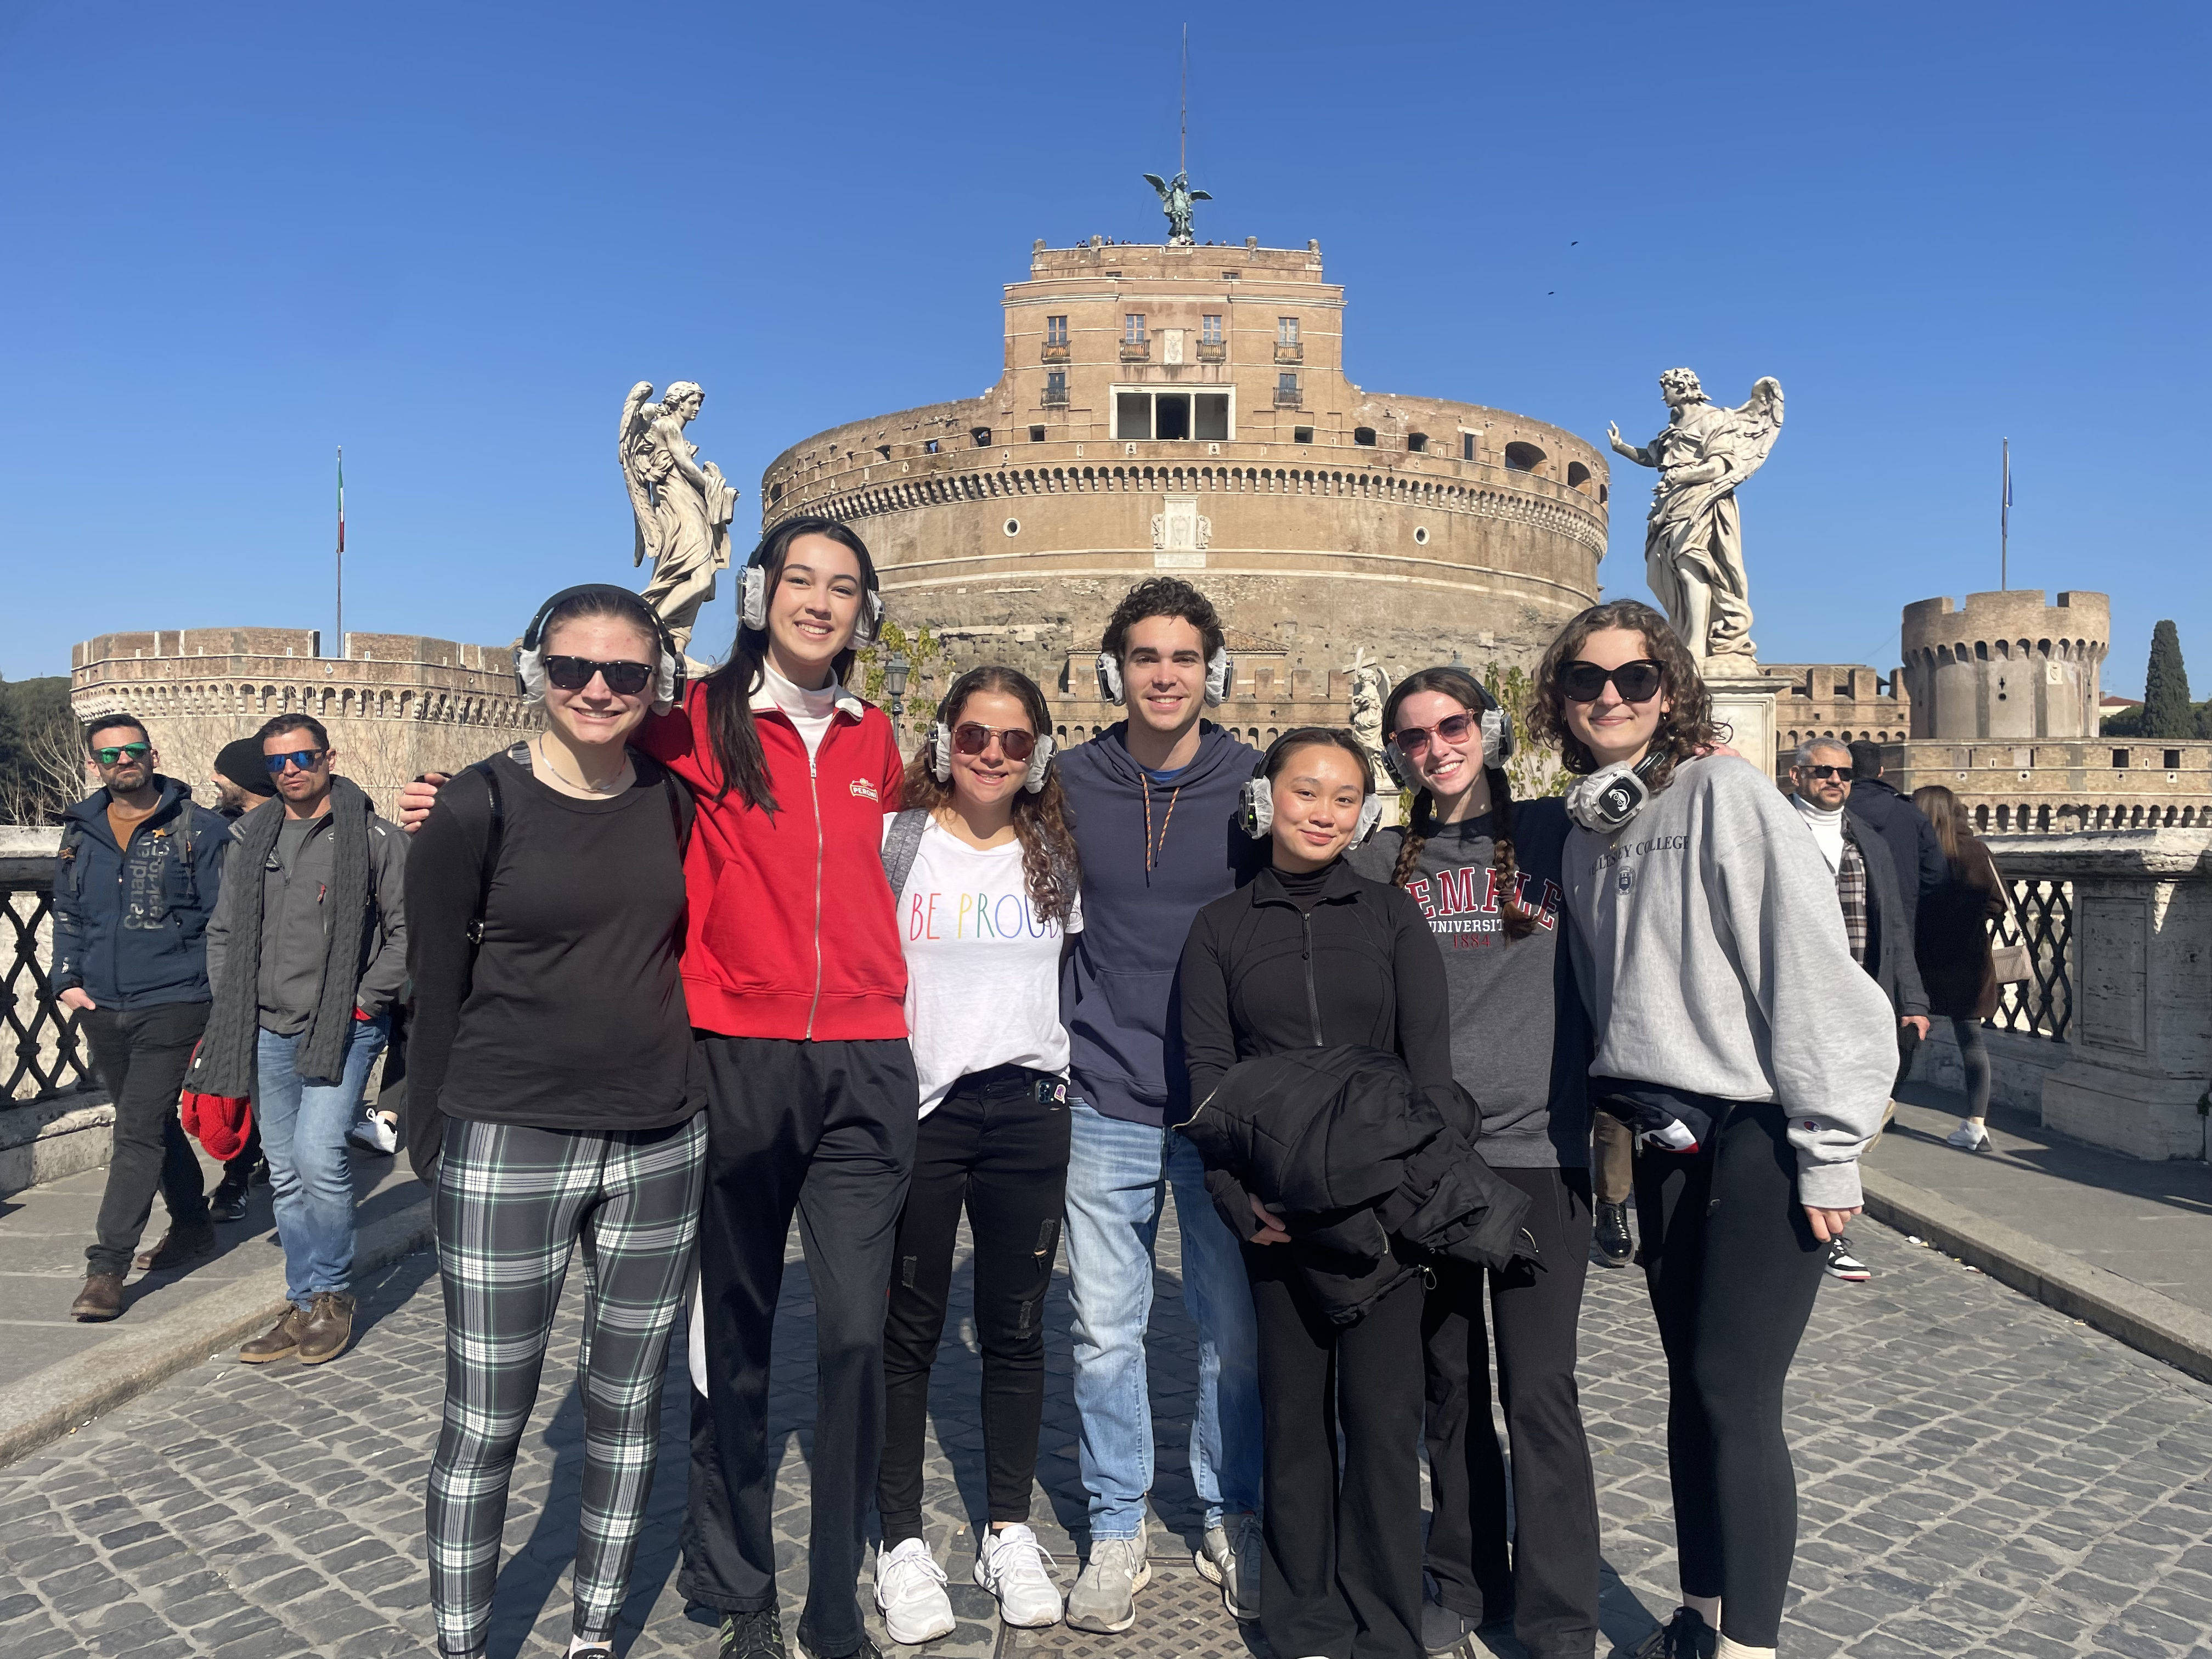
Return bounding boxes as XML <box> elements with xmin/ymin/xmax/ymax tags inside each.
<box><xmin>880</xmin><ymin>808</ymin><xmax>931</xmax><ymax>900</ymax></box>
<box><xmin>464</xmin><ymin>761</ymin><xmax>504</xmax><ymax>948</ymax></box>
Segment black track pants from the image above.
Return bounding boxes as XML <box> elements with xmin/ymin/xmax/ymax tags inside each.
<box><xmin>84</xmin><ymin>1001</ymin><xmax>211</xmax><ymax>1276</ymax></box>
<box><xmin>1634</xmin><ymin>1101</ymin><xmax>1828</xmax><ymax>1651</ymax></box>
<box><xmin>1421</xmin><ymin>1165</ymin><xmax>1601</xmax><ymax>1658</ymax></box>
<box><xmin>878</xmin><ymin>1065</ymin><xmax>1069</xmax><ymax>1546</ymax></box>
<box><xmin>1249</xmin><ymin>1250</ymin><xmax>1425</xmax><ymax>1659</ymax></box>
<box><xmin>679</xmin><ymin>1035</ymin><xmax>918</xmax><ymax>1658</ymax></box>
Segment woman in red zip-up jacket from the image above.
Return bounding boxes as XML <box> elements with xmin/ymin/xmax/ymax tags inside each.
<box><xmin>646</xmin><ymin>515</ymin><xmax>915</xmax><ymax>1659</ymax></box>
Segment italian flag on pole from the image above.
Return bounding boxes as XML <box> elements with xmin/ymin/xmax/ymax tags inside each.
<box><xmin>337</xmin><ymin>447</ymin><xmax>346</xmax><ymax>552</ymax></box>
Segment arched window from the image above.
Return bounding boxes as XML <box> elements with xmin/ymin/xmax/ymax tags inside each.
<box><xmin>1352</xmin><ymin>427</ymin><xmax>1376</xmax><ymax>447</ymax></box>
<box><xmin>1503</xmin><ymin>442</ymin><xmax>1545</xmax><ymax>472</ymax></box>
<box><xmin>1566</xmin><ymin>461</ymin><xmax>1592</xmax><ymax>488</ymax></box>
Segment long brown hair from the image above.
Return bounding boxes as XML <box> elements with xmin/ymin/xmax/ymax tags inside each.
<box><xmin>903</xmin><ymin>666</ymin><xmax>1081</xmax><ymax>925</ymax></box>
<box><xmin>701</xmin><ymin>515</ymin><xmax>879</xmax><ymax>815</ymax></box>
<box><xmin>1526</xmin><ymin>599</ymin><xmax>1726</xmax><ymax>794</ymax></box>
<box><xmin>1912</xmin><ymin>783</ymin><xmax>1976</xmax><ymax>876</ymax></box>
<box><xmin>1381</xmin><ymin>667</ymin><xmax>1536</xmax><ymax>941</ymax></box>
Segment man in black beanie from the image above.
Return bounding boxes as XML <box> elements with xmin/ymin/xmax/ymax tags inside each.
<box><xmin>199</xmin><ymin>738</ymin><xmax>278</xmax><ymax>1218</ymax></box>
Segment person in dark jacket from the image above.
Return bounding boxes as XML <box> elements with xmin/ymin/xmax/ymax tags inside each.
<box><xmin>202</xmin><ymin>737</ymin><xmax>275</xmax><ymax>1220</ymax></box>
<box><xmin>54</xmin><ymin>714</ymin><xmax>232</xmax><ymax>1322</ymax></box>
<box><xmin>1844</xmin><ymin>741</ymin><xmax>1946</xmax><ymax>934</ymax></box>
<box><xmin>1179</xmin><ymin>726</ymin><xmax>1453</xmax><ymax>1659</ymax></box>
<box><xmin>1911</xmin><ymin>783</ymin><xmax>2010</xmax><ymax>1152</ymax></box>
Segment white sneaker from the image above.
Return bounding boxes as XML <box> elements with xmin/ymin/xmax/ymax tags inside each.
<box><xmin>975</xmin><ymin>1522</ymin><xmax>1062</xmax><ymax>1629</ymax></box>
<box><xmin>1065</xmin><ymin>1525</ymin><xmax>1150</xmax><ymax>1635</ymax></box>
<box><xmin>346</xmin><ymin>1114</ymin><xmax>398</xmax><ymax>1155</ymax></box>
<box><xmin>1946</xmin><ymin>1121</ymin><xmax>1990</xmax><ymax>1151</ymax></box>
<box><xmin>873</xmin><ymin>1536</ymin><xmax>955</xmax><ymax>1645</ymax></box>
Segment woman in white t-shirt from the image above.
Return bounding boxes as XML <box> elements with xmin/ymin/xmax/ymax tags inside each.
<box><xmin>873</xmin><ymin>665</ymin><xmax>1082</xmax><ymax>1645</ymax></box>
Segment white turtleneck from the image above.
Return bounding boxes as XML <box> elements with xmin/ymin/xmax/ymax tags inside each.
<box><xmin>753</xmin><ymin>662</ymin><xmax>841</xmax><ymax>759</ymax></box>
<box><xmin>1791</xmin><ymin>792</ymin><xmax>1846</xmax><ymax>874</ymax></box>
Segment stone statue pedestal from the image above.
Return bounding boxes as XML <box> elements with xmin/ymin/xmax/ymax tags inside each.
<box><xmin>1703</xmin><ymin>658</ymin><xmax>1792</xmax><ymax>781</ymax></box>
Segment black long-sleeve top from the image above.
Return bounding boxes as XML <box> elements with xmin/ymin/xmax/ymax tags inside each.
<box><xmin>404</xmin><ymin>749</ymin><xmax>699</xmax><ymax>1135</ymax></box>
<box><xmin>1176</xmin><ymin>857</ymin><xmax>1459</xmax><ymax>1128</ymax></box>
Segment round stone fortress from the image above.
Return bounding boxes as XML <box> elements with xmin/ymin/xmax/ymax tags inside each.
<box><xmin>760</xmin><ymin>238</ymin><xmax>1609</xmax><ymax>741</ymax></box>
<box><xmin>1899</xmin><ymin>589</ymin><xmax>2109</xmax><ymax>740</ymax></box>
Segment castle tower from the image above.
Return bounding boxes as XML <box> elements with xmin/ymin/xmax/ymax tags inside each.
<box><xmin>759</xmin><ymin>238</ymin><xmax>1609</xmax><ymax>741</ymax></box>
<box><xmin>1898</xmin><ymin>590</ymin><xmax>2108</xmax><ymax>741</ymax></box>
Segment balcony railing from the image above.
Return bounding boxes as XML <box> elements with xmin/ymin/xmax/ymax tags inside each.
<box><xmin>1118</xmin><ymin>338</ymin><xmax>1149</xmax><ymax>362</ymax></box>
<box><xmin>1274</xmin><ymin>386</ymin><xmax>1304</xmax><ymax>408</ymax></box>
<box><xmin>1275</xmin><ymin>341</ymin><xmax>1304</xmax><ymax>364</ymax></box>
<box><xmin>1197</xmin><ymin>340</ymin><xmax>1227</xmax><ymax>363</ymax></box>
<box><xmin>1040</xmin><ymin>342</ymin><xmax>1070</xmax><ymax>363</ymax></box>
<box><xmin>1987</xmin><ymin>872</ymin><xmax>2075</xmax><ymax>1041</ymax></box>
<box><xmin>1041</xmin><ymin>385</ymin><xmax>1069</xmax><ymax>407</ymax></box>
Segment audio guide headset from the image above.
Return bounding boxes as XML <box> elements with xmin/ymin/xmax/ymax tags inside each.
<box><xmin>1238</xmin><ymin>731</ymin><xmax>1385</xmax><ymax>845</ymax></box>
<box><xmin>927</xmin><ymin>719</ymin><xmax>1056</xmax><ymax>794</ymax></box>
<box><xmin>1378</xmin><ymin>668</ymin><xmax>1516</xmax><ymax>791</ymax></box>
<box><xmin>740</xmin><ymin>535</ymin><xmax>884</xmax><ymax>645</ymax></box>
<box><xmin>1564</xmin><ymin>746</ymin><xmax>1669</xmax><ymax>834</ymax></box>
<box><xmin>514</xmin><ymin>584</ymin><xmax>685</xmax><ymax>714</ymax></box>
<box><xmin>1094</xmin><ymin>644</ymin><xmax>1233</xmax><ymax>708</ymax></box>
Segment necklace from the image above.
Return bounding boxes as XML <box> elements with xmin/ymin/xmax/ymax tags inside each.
<box><xmin>1142</xmin><ymin>778</ymin><xmax>1182</xmax><ymax>873</ymax></box>
<box><xmin>534</xmin><ymin>736</ymin><xmax>631</xmax><ymax>797</ymax></box>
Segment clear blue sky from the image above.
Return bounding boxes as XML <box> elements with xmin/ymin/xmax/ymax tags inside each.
<box><xmin>2</xmin><ymin>1</ymin><xmax>2204</xmax><ymax>696</ymax></box>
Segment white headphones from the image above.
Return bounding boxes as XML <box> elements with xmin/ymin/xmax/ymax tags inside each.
<box><xmin>1238</xmin><ymin>742</ymin><xmax>1385</xmax><ymax>845</ymax></box>
<box><xmin>1095</xmin><ymin>645</ymin><xmax>1233</xmax><ymax>708</ymax></box>
<box><xmin>740</xmin><ymin>540</ymin><xmax>884</xmax><ymax>645</ymax></box>
<box><xmin>928</xmin><ymin>721</ymin><xmax>1056</xmax><ymax>794</ymax></box>
<box><xmin>1378</xmin><ymin>671</ymin><xmax>1515</xmax><ymax>791</ymax></box>
<box><xmin>1565</xmin><ymin>748</ymin><xmax>1668</xmax><ymax>834</ymax></box>
<box><xmin>514</xmin><ymin>584</ymin><xmax>684</xmax><ymax>715</ymax></box>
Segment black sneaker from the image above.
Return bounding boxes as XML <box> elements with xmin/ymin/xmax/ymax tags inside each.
<box><xmin>1420</xmin><ymin>1596</ymin><xmax>1480</xmax><ymax>1654</ymax></box>
<box><xmin>208</xmin><ymin>1183</ymin><xmax>250</xmax><ymax>1223</ymax></box>
<box><xmin>1594</xmin><ymin>1201</ymin><xmax>1633</xmax><ymax>1267</ymax></box>
<box><xmin>1825</xmin><ymin>1235</ymin><xmax>1871</xmax><ymax>1283</ymax></box>
<box><xmin>1628</xmin><ymin>1606</ymin><xmax>1717</xmax><ymax>1659</ymax></box>
<box><xmin>797</xmin><ymin>1635</ymin><xmax>881</xmax><ymax>1659</ymax></box>
<box><xmin>719</xmin><ymin>1611</ymin><xmax>788</xmax><ymax>1659</ymax></box>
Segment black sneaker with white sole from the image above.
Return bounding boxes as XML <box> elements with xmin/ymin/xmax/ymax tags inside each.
<box><xmin>1825</xmin><ymin>1235</ymin><xmax>1871</xmax><ymax>1283</ymax></box>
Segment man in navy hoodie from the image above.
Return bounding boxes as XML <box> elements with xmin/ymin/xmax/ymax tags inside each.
<box><xmin>1057</xmin><ymin>578</ymin><xmax>1269</xmax><ymax>1635</ymax></box>
<box><xmin>53</xmin><ymin>714</ymin><xmax>231</xmax><ymax>1322</ymax></box>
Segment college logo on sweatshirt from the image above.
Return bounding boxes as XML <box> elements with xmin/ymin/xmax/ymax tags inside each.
<box><xmin>1405</xmin><ymin>864</ymin><xmax>1562</xmax><ymax>941</ymax></box>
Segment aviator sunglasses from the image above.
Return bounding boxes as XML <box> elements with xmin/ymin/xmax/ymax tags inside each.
<box><xmin>91</xmin><ymin>742</ymin><xmax>152</xmax><ymax>766</ymax></box>
<box><xmin>1559</xmin><ymin>659</ymin><xmax>1665</xmax><ymax>704</ymax></box>
<box><xmin>951</xmin><ymin>721</ymin><xmax>1037</xmax><ymax>763</ymax></box>
<box><xmin>544</xmin><ymin>655</ymin><xmax>654</xmax><ymax>697</ymax></box>
<box><xmin>1393</xmin><ymin>712</ymin><xmax>1476</xmax><ymax>758</ymax></box>
<box><xmin>264</xmin><ymin>748</ymin><xmax>329</xmax><ymax>775</ymax></box>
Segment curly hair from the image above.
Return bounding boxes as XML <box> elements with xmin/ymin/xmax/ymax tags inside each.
<box><xmin>1098</xmin><ymin>576</ymin><xmax>1224</xmax><ymax>665</ymax></box>
<box><xmin>1381</xmin><ymin>667</ymin><xmax>1536</xmax><ymax>940</ymax></box>
<box><xmin>1526</xmin><ymin>600</ymin><xmax>1726</xmax><ymax>794</ymax></box>
<box><xmin>901</xmin><ymin>665</ymin><xmax>1081</xmax><ymax>925</ymax></box>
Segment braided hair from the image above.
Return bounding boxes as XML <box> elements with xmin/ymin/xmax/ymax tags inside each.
<box><xmin>1382</xmin><ymin>667</ymin><xmax>1538</xmax><ymax>941</ymax></box>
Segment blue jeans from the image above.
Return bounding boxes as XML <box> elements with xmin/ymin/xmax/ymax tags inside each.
<box><xmin>1063</xmin><ymin>1097</ymin><xmax>1261</xmax><ymax>1537</ymax></box>
<box><xmin>256</xmin><ymin>1014</ymin><xmax>388</xmax><ymax>1306</ymax></box>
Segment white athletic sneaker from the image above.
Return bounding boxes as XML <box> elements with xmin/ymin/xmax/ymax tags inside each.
<box><xmin>346</xmin><ymin>1113</ymin><xmax>398</xmax><ymax>1155</ymax></box>
<box><xmin>1065</xmin><ymin>1525</ymin><xmax>1150</xmax><ymax>1635</ymax></box>
<box><xmin>1946</xmin><ymin>1120</ymin><xmax>1990</xmax><ymax>1151</ymax></box>
<box><xmin>873</xmin><ymin>1536</ymin><xmax>955</xmax><ymax>1645</ymax></box>
<box><xmin>974</xmin><ymin>1522</ymin><xmax>1062</xmax><ymax>1629</ymax></box>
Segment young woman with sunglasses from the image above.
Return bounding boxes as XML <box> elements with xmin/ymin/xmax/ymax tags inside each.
<box><xmin>1347</xmin><ymin>667</ymin><xmax>1601</xmax><ymax>1659</ymax></box>
<box><xmin>1180</xmin><ymin>727</ymin><xmax>1454</xmax><ymax>1659</ymax></box>
<box><xmin>405</xmin><ymin>584</ymin><xmax>702</xmax><ymax>1659</ymax></box>
<box><xmin>400</xmin><ymin>515</ymin><xmax>911</xmax><ymax>1659</ymax></box>
<box><xmin>1527</xmin><ymin>601</ymin><xmax>1895</xmax><ymax>1659</ymax></box>
<box><xmin>870</xmin><ymin>667</ymin><xmax>1081</xmax><ymax>1644</ymax></box>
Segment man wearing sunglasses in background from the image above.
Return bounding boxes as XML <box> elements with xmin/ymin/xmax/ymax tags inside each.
<box><xmin>190</xmin><ymin>714</ymin><xmax>408</xmax><ymax>1366</ymax></box>
<box><xmin>1787</xmin><ymin>738</ymin><xmax>1928</xmax><ymax>1283</ymax></box>
<box><xmin>57</xmin><ymin>715</ymin><xmax>235</xmax><ymax>1322</ymax></box>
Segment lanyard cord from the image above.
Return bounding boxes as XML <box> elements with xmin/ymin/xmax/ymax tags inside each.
<box><xmin>1142</xmin><ymin>778</ymin><xmax>1183</xmax><ymax>876</ymax></box>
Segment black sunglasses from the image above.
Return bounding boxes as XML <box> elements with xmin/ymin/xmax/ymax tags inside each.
<box><xmin>264</xmin><ymin>748</ymin><xmax>329</xmax><ymax>775</ymax></box>
<box><xmin>1559</xmin><ymin>659</ymin><xmax>1664</xmax><ymax>704</ymax></box>
<box><xmin>545</xmin><ymin>655</ymin><xmax>654</xmax><ymax>697</ymax></box>
<box><xmin>91</xmin><ymin>742</ymin><xmax>151</xmax><ymax>766</ymax></box>
<box><xmin>1393</xmin><ymin>712</ymin><xmax>1475</xmax><ymax>758</ymax></box>
<box><xmin>952</xmin><ymin>721</ymin><xmax>1036</xmax><ymax>763</ymax></box>
<box><xmin>1800</xmin><ymin>764</ymin><xmax>1850</xmax><ymax>782</ymax></box>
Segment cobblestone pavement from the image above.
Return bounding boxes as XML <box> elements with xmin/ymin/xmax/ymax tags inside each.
<box><xmin>2</xmin><ymin>1206</ymin><xmax>2210</xmax><ymax>1659</ymax></box>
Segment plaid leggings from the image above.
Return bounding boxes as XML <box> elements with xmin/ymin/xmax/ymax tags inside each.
<box><xmin>426</xmin><ymin>1113</ymin><xmax>707</xmax><ymax>1656</ymax></box>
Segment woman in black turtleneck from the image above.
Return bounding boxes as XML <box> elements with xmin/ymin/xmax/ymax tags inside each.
<box><xmin>1176</xmin><ymin>727</ymin><xmax>1454</xmax><ymax>1659</ymax></box>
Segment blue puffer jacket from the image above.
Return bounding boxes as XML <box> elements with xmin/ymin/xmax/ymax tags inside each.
<box><xmin>52</xmin><ymin>777</ymin><xmax>229</xmax><ymax>1011</ymax></box>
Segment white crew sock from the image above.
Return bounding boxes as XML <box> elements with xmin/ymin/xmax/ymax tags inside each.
<box><xmin>1715</xmin><ymin>1637</ymin><xmax>1776</xmax><ymax>1659</ymax></box>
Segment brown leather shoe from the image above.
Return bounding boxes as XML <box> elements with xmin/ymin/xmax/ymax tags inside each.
<box><xmin>297</xmin><ymin>1291</ymin><xmax>356</xmax><ymax>1365</ymax></box>
<box><xmin>133</xmin><ymin>1222</ymin><xmax>219</xmax><ymax>1273</ymax></box>
<box><xmin>71</xmin><ymin>1272</ymin><xmax>125</xmax><ymax>1322</ymax></box>
<box><xmin>239</xmin><ymin>1305</ymin><xmax>308</xmax><ymax>1363</ymax></box>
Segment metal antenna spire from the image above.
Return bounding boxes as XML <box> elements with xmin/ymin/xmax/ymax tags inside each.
<box><xmin>1180</xmin><ymin>24</ymin><xmax>1188</xmax><ymax>177</ymax></box>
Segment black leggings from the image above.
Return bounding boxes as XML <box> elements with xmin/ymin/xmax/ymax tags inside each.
<box><xmin>1634</xmin><ymin>1102</ymin><xmax>1827</xmax><ymax>1650</ymax></box>
<box><xmin>878</xmin><ymin>1065</ymin><xmax>1069</xmax><ymax>1545</ymax></box>
<box><xmin>1953</xmin><ymin>1017</ymin><xmax>1991</xmax><ymax>1117</ymax></box>
<box><xmin>1423</xmin><ymin>1165</ymin><xmax>1601</xmax><ymax>1658</ymax></box>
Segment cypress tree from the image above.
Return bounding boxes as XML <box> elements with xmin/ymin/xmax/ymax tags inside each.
<box><xmin>2142</xmin><ymin>620</ymin><xmax>2193</xmax><ymax>739</ymax></box>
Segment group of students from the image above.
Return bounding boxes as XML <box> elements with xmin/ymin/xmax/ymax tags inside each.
<box><xmin>384</xmin><ymin>515</ymin><xmax>1917</xmax><ymax>1659</ymax></box>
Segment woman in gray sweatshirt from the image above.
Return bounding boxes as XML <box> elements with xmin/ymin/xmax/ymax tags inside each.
<box><xmin>1527</xmin><ymin>601</ymin><xmax>1894</xmax><ymax>1659</ymax></box>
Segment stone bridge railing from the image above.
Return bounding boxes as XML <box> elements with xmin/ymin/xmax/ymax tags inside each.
<box><xmin>1</xmin><ymin>829</ymin><xmax>87</xmax><ymax>1103</ymax></box>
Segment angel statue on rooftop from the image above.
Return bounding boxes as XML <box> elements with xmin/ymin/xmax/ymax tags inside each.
<box><xmin>1142</xmin><ymin>170</ymin><xmax>1211</xmax><ymax>244</ymax></box>
<box><xmin>1607</xmin><ymin>368</ymin><xmax>1785</xmax><ymax>669</ymax></box>
<box><xmin>618</xmin><ymin>380</ymin><xmax>740</xmax><ymax>657</ymax></box>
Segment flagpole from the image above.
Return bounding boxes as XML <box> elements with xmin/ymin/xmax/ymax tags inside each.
<box><xmin>335</xmin><ymin>447</ymin><xmax>346</xmax><ymax>657</ymax></box>
<box><xmin>2000</xmin><ymin>437</ymin><xmax>2010</xmax><ymax>592</ymax></box>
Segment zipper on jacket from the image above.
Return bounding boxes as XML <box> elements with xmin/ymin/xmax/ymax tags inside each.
<box><xmin>1301</xmin><ymin>911</ymin><xmax>1323</xmax><ymax>1046</ymax></box>
<box><xmin>803</xmin><ymin>748</ymin><xmax>826</xmax><ymax>1039</ymax></box>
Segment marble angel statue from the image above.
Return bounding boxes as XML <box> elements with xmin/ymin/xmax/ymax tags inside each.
<box><xmin>619</xmin><ymin>380</ymin><xmax>740</xmax><ymax>654</ymax></box>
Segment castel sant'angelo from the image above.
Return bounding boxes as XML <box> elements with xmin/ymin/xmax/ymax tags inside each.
<box><xmin>760</xmin><ymin>233</ymin><xmax>1610</xmax><ymax>745</ymax></box>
